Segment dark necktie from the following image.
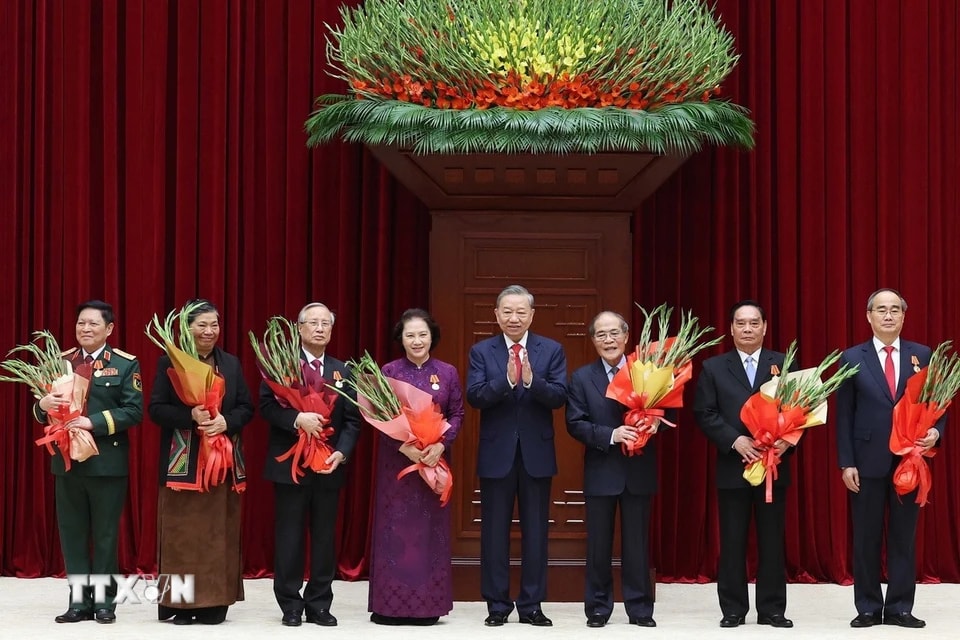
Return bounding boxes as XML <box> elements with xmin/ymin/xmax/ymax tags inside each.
<box><xmin>311</xmin><ymin>359</ymin><xmax>322</xmax><ymax>377</ymax></box>
<box><xmin>83</xmin><ymin>354</ymin><xmax>94</xmax><ymax>365</ymax></box>
<box><xmin>510</xmin><ymin>343</ymin><xmax>522</xmax><ymax>384</ymax></box>
<box><xmin>609</xmin><ymin>365</ymin><xmax>619</xmax><ymax>382</ymax></box>
<box><xmin>883</xmin><ymin>346</ymin><xmax>896</xmax><ymax>397</ymax></box>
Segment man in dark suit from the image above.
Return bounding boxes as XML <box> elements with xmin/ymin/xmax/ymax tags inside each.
<box><xmin>693</xmin><ymin>300</ymin><xmax>792</xmax><ymax>629</ymax></box>
<box><xmin>466</xmin><ymin>284</ymin><xmax>567</xmax><ymax>627</ymax></box>
<box><xmin>34</xmin><ymin>300</ymin><xmax>143</xmax><ymax>624</ymax></box>
<box><xmin>836</xmin><ymin>288</ymin><xmax>943</xmax><ymax>629</ymax></box>
<box><xmin>566</xmin><ymin>311</ymin><xmax>659</xmax><ymax>628</ymax></box>
<box><xmin>260</xmin><ymin>302</ymin><xmax>360</xmax><ymax>627</ymax></box>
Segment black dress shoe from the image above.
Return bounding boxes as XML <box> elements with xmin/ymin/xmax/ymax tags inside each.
<box><xmin>586</xmin><ymin>614</ymin><xmax>607</xmax><ymax>628</ymax></box>
<box><xmin>484</xmin><ymin>611</ymin><xmax>509</xmax><ymax>626</ymax></box>
<box><xmin>281</xmin><ymin>611</ymin><xmax>302</xmax><ymax>626</ymax></box>
<box><xmin>94</xmin><ymin>608</ymin><xmax>116</xmax><ymax>624</ymax></box>
<box><xmin>758</xmin><ymin>613</ymin><xmax>793</xmax><ymax>628</ymax></box>
<box><xmin>850</xmin><ymin>613</ymin><xmax>881</xmax><ymax>628</ymax></box>
<box><xmin>172</xmin><ymin>612</ymin><xmax>194</xmax><ymax>625</ymax></box>
<box><xmin>55</xmin><ymin>608</ymin><xmax>94</xmax><ymax>623</ymax></box>
<box><xmin>720</xmin><ymin>614</ymin><xmax>746</xmax><ymax>628</ymax></box>
<box><xmin>519</xmin><ymin>609</ymin><xmax>553</xmax><ymax>626</ymax></box>
<box><xmin>629</xmin><ymin>616</ymin><xmax>657</xmax><ymax>627</ymax></box>
<box><xmin>883</xmin><ymin>613</ymin><xmax>926</xmax><ymax>628</ymax></box>
<box><xmin>305</xmin><ymin>609</ymin><xmax>338</xmax><ymax>626</ymax></box>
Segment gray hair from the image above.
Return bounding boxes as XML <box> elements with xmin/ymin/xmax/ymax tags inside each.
<box><xmin>866</xmin><ymin>288</ymin><xmax>908</xmax><ymax>312</ymax></box>
<box><xmin>496</xmin><ymin>284</ymin><xmax>534</xmax><ymax>308</ymax></box>
<box><xmin>587</xmin><ymin>311</ymin><xmax>629</xmax><ymax>337</ymax></box>
<box><xmin>297</xmin><ymin>302</ymin><xmax>336</xmax><ymax>324</ymax></box>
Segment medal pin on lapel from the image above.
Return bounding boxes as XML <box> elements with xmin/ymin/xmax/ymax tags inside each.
<box><xmin>911</xmin><ymin>355</ymin><xmax>921</xmax><ymax>373</ymax></box>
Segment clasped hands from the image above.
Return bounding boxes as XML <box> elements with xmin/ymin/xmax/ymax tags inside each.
<box><xmin>294</xmin><ymin>411</ymin><xmax>345</xmax><ymax>472</ymax></box>
<box><xmin>733</xmin><ymin>434</ymin><xmax>790</xmax><ymax>464</ymax></box>
<box><xmin>400</xmin><ymin>442</ymin><xmax>444</xmax><ymax>467</ymax></box>
<box><xmin>192</xmin><ymin>405</ymin><xmax>228</xmax><ymax>436</ymax></box>
<box><xmin>612</xmin><ymin>419</ymin><xmax>660</xmax><ymax>443</ymax></box>
<box><xmin>39</xmin><ymin>391</ymin><xmax>93</xmax><ymax>430</ymax></box>
<box><xmin>506</xmin><ymin>349</ymin><xmax>533</xmax><ymax>387</ymax></box>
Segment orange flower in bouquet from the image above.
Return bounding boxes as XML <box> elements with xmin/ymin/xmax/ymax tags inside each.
<box><xmin>250</xmin><ymin>317</ymin><xmax>341</xmax><ymax>482</ymax></box>
<box><xmin>740</xmin><ymin>341</ymin><xmax>859</xmax><ymax>502</ymax></box>
<box><xmin>0</xmin><ymin>330</ymin><xmax>99</xmax><ymax>470</ymax></box>
<box><xmin>606</xmin><ymin>303</ymin><xmax>723</xmax><ymax>456</ymax></box>
<box><xmin>147</xmin><ymin>303</ymin><xmax>237</xmax><ymax>492</ymax></box>
<box><xmin>889</xmin><ymin>342</ymin><xmax>960</xmax><ymax>506</ymax></box>
<box><xmin>336</xmin><ymin>353</ymin><xmax>454</xmax><ymax>506</ymax></box>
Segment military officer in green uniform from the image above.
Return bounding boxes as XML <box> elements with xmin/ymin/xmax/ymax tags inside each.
<box><xmin>33</xmin><ymin>300</ymin><xmax>143</xmax><ymax>624</ymax></box>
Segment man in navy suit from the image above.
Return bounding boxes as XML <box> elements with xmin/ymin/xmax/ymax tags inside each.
<box><xmin>260</xmin><ymin>302</ymin><xmax>360</xmax><ymax>627</ymax></box>
<box><xmin>467</xmin><ymin>284</ymin><xmax>567</xmax><ymax>627</ymax></box>
<box><xmin>566</xmin><ymin>311</ymin><xmax>659</xmax><ymax>628</ymax></box>
<box><xmin>693</xmin><ymin>300</ymin><xmax>792</xmax><ymax>629</ymax></box>
<box><xmin>837</xmin><ymin>288</ymin><xmax>943</xmax><ymax>629</ymax></box>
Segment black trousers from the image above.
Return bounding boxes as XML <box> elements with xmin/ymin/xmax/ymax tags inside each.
<box><xmin>716</xmin><ymin>485</ymin><xmax>786</xmax><ymax>617</ymax></box>
<box><xmin>584</xmin><ymin>492</ymin><xmax>653</xmax><ymax>620</ymax></box>
<box><xmin>850</xmin><ymin>476</ymin><xmax>919</xmax><ymax>616</ymax></box>
<box><xmin>272</xmin><ymin>481</ymin><xmax>341</xmax><ymax>615</ymax></box>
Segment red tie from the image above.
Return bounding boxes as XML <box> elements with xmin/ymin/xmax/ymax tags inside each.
<box><xmin>883</xmin><ymin>345</ymin><xmax>896</xmax><ymax>397</ymax></box>
<box><xmin>311</xmin><ymin>359</ymin><xmax>322</xmax><ymax>377</ymax></box>
<box><xmin>83</xmin><ymin>354</ymin><xmax>94</xmax><ymax>365</ymax></box>
<box><xmin>511</xmin><ymin>343</ymin><xmax>523</xmax><ymax>385</ymax></box>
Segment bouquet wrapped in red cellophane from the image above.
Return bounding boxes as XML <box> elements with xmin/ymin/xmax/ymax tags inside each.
<box><xmin>606</xmin><ymin>303</ymin><xmax>723</xmax><ymax>456</ymax></box>
<box><xmin>250</xmin><ymin>316</ymin><xmax>340</xmax><ymax>482</ymax></box>
<box><xmin>0</xmin><ymin>330</ymin><xmax>98</xmax><ymax>470</ymax></box>
<box><xmin>740</xmin><ymin>341</ymin><xmax>859</xmax><ymax>502</ymax></box>
<box><xmin>336</xmin><ymin>353</ymin><xmax>453</xmax><ymax>506</ymax></box>
<box><xmin>147</xmin><ymin>303</ymin><xmax>238</xmax><ymax>491</ymax></box>
<box><xmin>889</xmin><ymin>341</ymin><xmax>960</xmax><ymax>506</ymax></box>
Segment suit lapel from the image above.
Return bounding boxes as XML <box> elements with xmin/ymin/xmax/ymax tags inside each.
<box><xmin>590</xmin><ymin>359</ymin><xmax>611</xmax><ymax>396</ymax></box>
<box><xmin>492</xmin><ymin>335</ymin><xmax>508</xmax><ymax>379</ymax></box>
<box><xmin>756</xmin><ymin>350</ymin><xmax>779</xmax><ymax>388</ymax></box>
<box><xmin>726</xmin><ymin>350</ymin><xmax>753</xmax><ymax>392</ymax></box>
<box><xmin>897</xmin><ymin>341</ymin><xmax>916</xmax><ymax>400</ymax></box>
<box><xmin>860</xmin><ymin>341</ymin><xmax>895</xmax><ymax>404</ymax></box>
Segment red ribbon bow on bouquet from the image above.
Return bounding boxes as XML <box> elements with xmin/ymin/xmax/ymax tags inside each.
<box><xmin>740</xmin><ymin>393</ymin><xmax>808</xmax><ymax>502</ymax></box>
<box><xmin>890</xmin><ymin>369</ymin><xmax>945</xmax><ymax>507</ymax></box>
<box><xmin>604</xmin><ymin>340</ymin><xmax>685</xmax><ymax>456</ymax></box>
<box><xmin>360</xmin><ymin>377</ymin><xmax>454</xmax><ymax>506</ymax></box>
<box><xmin>267</xmin><ymin>363</ymin><xmax>341</xmax><ymax>483</ymax></box>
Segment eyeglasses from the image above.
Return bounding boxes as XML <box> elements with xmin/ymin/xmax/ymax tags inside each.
<box><xmin>870</xmin><ymin>306</ymin><xmax>903</xmax><ymax>317</ymax></box>
<box><xmin>300</xmin><ymin>320</ymin><xmax>333</xmax><ymax>329</ymax></box>
<box><xmin>593</xmin><ymin>330</ymin><xmax>624</xmax><ymax>342</ymax></box>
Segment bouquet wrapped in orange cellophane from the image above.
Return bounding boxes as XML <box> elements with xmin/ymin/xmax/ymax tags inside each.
<box><xmin>147</xmin><ymin>303</ymin><xmax>234</xmax><ymax>491</ymax></box>
<box><xmin>740</xmin><ymin>341</ymin><xmax>859</xmax><ymax>502</ymax></box>
<box><xmin>606</xmin><ymin>303</ymin><xmax>723</xmax><ymax>456</ymax></box>
<box><xmin>250</xmin><ymin>317</ymin><xmax>340</xmax><ymax>482</ymax></box>
<box><xmin>0</xmin><ymin>330</ymin><xmax>98</xmax><ymax>470</ymax></box>
<box><xmin>336</xmin><ymin>353</ymin><xmax>453</xmax><ymax>506</ymax></box>
<box><xmin>889</xmin><ymin>341</ymin><xmax>960</xmax><ymax>506</ymax></box>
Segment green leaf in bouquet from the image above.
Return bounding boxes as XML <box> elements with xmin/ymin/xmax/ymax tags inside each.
<box><xmin>330</xmin><ymin>352</ymin><xmax>402</xmax><ymax>421</ymax></box>
<box><xmin>634</xmin><ymin>302</ymin><xmax>723</xmax><ymax>367</ymax></box>
<box><xmin>0</xmin><ymin>330</ymin><xmax>69</xmax><ymax>399</ymax></box>
<box><xmin>144</xmin><ymin>301</ymin><xmax>208</xmax><ymax>358</ymax></box>
<box><xmin>249</xmin><ymin>316</ymin><xmax>304</xmax><ymax>386</ymax></box>
<box><xmin>919</xmin><ymin>341</ymin><xmax>960</xmax><ymax>410</ymax></box>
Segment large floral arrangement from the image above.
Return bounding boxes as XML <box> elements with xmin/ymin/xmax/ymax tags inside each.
<box><xmin>306</xmin><ymin>0</ymin><xmax>754</xmax><ymax>154</ymax></box>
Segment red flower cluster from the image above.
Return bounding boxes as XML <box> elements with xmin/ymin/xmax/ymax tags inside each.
<box><xmin>352</xmin><ymin>71</ymin><xmax>722</xmax><ymax>111</ymax></box>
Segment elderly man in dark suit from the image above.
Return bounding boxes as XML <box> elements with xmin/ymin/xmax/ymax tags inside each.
<box><xmin>693</xmin><ymin>300</ymin><xmax>792</xmax><ymax>629</ymax></box>
<box><xmin>260</xmin><ymin>302</ymin><xmax>360</xmax><ymax>627</ymax></box>
<box><xmin>566</xmin><ymin>310</ymin><xmax>660</xmax><ymax>628</ymax></box>
<box><xmin>837</xmin><ymin>288</ymin><xmax>943</xmax><ymax>629</ymax></box>
<box><xmin>34</xmin><ymin>300</ymin><xmax>143</xmax><ymax>624</ymax></box>
<box><xmin>467</xmin><ymin>284</ymin><xmax>567</xmax><ymax>627</ymax></box>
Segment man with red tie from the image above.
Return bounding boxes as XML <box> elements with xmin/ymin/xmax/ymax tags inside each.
<box><xmin>837</xmin><ymin>288</ymin><xmax>944</xmax><ymax>628</ymax></box>
<box><xmin>466</xmin><ymin>285</ymin><xmax>567</xmax><ymax>627</ymax></box>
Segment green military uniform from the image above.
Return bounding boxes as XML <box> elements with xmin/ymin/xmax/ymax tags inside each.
<box><xmin>33</xmin><ymin>344</ymin><xmax>143</xmax><ymax>613</ymax></box>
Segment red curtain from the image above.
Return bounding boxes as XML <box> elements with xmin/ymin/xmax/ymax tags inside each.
<box><xmin>1</xmin><ymin>0</ymin><xmax>959</xmax><ymax>584</ymax></box>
